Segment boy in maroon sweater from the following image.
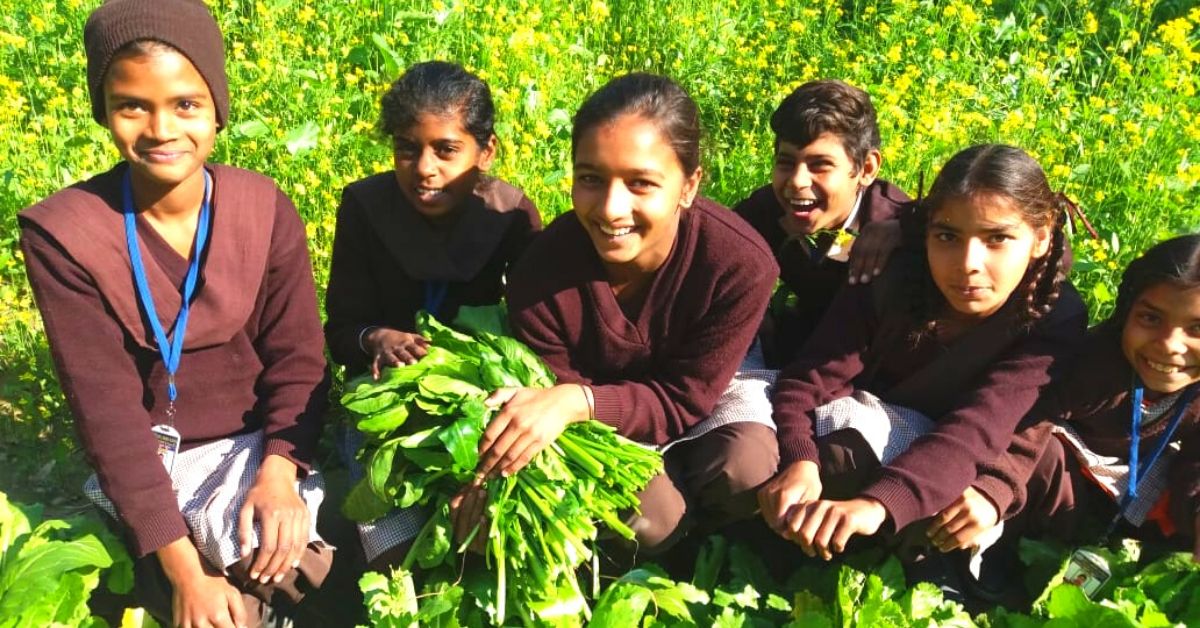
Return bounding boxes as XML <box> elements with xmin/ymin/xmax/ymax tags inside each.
<box><xmin>734</xmin><ymin>80</ymin><xmax>910</xmax><ymax>366</ymax></box>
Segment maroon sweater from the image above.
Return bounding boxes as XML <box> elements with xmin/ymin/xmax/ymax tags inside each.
<box><xmin>772</xmin><ymin>272</ymin><xmax>1087</xmax><ymax>530</ymax></box>
<box><xmin>325</xmin><ymin>173</ymin><xmax>540</xmax><ymax>375</ymax></box>
<box><xmin>506</xmin><ymin>197</ymin><xmax>778</xmax><ymax>446</ymax></box>
<box><xmin>19</xmin><ymin>163</ymin><xmax>328</xmax><ymax>557</ymax></box>
<box><xmin>974</xmin><ymin>328</ymin><xmax>1200</xmax><ymax>523</ymax></box>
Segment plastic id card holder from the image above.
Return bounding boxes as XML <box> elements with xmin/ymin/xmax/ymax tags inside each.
<box><xmin>151</xmin><ymin>424</ymin><xmax>181</xmax><ymax>475</ymax></box>
<box><xmin>1063</xmin><ymin>548</ymin><xmax>1112</xmax><ymax>599</ymax></box>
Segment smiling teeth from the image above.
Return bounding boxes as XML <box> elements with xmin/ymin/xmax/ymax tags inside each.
<box><xmin>790</xmin><ymin>199</ymin><xmax>816</xmax><ymax>208</ymax></box>
<box><xmin>1146</xmin><ymin>359</ymin><xmax>1184</xmax><ymax>374</ymax></box>
<box><xmin>599</xmin><ymin>225</ymin><xmax>634</xmax><ymax>236</ymax></box>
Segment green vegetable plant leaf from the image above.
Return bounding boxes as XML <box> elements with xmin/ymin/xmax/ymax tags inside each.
<box><xmin>343</xmin><ymin>478</ymin><xmax>393</xmax><ymax>523</ymax></box>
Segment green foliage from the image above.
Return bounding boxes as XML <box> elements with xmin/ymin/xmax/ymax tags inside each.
<box><xmin>340</xmin><ymin>307</ymin><xmax>661</xmax><ymax>624</ymax></box>
<box><xmin>0</xmin><ymin>491</ymin><xmax>132</xmax><ymax>628</ymax></box>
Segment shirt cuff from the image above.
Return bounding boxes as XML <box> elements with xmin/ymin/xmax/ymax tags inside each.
<box><xmin>971</xmin><ymin>475</ymin><xmax>1017</xmax><ymax>520</ymax></box>
<box><xmin>590</xmin><ymin>386</ymin><xmax>624</xmax><ymax>433</ymax></box>
<box><xmin>861</xmin><ymin>475</ymin><xmax>922</xmax><ymax>531</ymax></box>
<box><xmin>778</xmin><ymin>435</ymin><xmax>820</xmax><ymax>468</ymax></box>
<box><xmin>127</xmin><ymin>508</ymin><xmax>190</xmax><ymax>558</ymax></box>
<box><xmin>265</xmin><ymin>437</ymin><xmax>312</xmax><ymax>475</ymax></box>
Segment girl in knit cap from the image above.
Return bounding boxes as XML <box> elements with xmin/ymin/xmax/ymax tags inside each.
<box><xmin>18</xmin><ymin>1</ymin><xmax>331</xmax><ymax>625</ymax></box>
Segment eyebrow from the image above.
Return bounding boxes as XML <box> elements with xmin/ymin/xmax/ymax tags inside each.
<box><xmin>573</xmin><ymin>163</ymin><xmax>664</xmax><ymax>177</ymax></box>
<box><xmin>930</xmin><ymin>221</ymin><xmax>1022</xmax><ymax>234</ymax></box>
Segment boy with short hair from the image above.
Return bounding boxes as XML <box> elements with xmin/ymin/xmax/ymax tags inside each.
<box><xmin>734</xmin><ymin>80</ymin><xmax>909</xmax><ymax>366</ymax></box>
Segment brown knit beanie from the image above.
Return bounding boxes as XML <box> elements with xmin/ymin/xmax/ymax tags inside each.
<box><xmin>84</xmin><ymin>0</ymin><xmax>229</xmax><ymax>128</ymax></box>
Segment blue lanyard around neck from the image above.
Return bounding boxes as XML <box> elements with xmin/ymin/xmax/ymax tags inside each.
<box><xmin>424</xmin><ymin>280</ymin><xmax>448</xmax><ymax>318</ymax></box>
<box><xmin>122</xmin><ymin>168</ymin><xmax>213</xmax><ymax>413</ymax></box>
<box><xmin>1115</xmin><ymin>379</ymin><xmax>1197</xmax><ymax>520</ymax></box>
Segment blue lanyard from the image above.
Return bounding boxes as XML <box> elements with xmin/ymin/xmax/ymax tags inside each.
<box><xmin>1111</xmin><ymin>380</ymin><xmax>1196</xmax><ymax>527</ymax></box>
<box><xmin>122</xmin><ymin>169</ymin><xmax>212</xmax><ymax>417</ymax></box>
<box><xmin>423</xmin><ymin>280</ymin><xmax>448</xmax><ymax>318</ymax></box>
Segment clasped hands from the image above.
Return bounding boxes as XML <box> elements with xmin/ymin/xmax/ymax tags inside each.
<box><xmin>757</xmin><ymin>460</ymin><xmax>887</xmax><ymax>561</ymax></box>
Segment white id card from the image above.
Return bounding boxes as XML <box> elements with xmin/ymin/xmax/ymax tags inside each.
<box><xmin>151</xmin><ymin>424</ymin><xmax>181</xmax><ymax>475</ymax></box>
<box><xmin>1063</xmin><ymin>548</ymin><xmax>1112</xmax><ymax>599</ymax></box>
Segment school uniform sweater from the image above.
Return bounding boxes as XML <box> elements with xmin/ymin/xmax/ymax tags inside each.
<box><xmin>506</xmin><ymin>197</ymin><xmax>779</xmax><ymax>446</ymax></box>
<box><xmin>733</xmin><ymin>179</ymin><xmax>909</xmax><ymax>363</ymax></box>
<box><xmin>772</xmin><ymin>272</ymin><xmax>1088</xmax><ymax>531</ymax></box>
<box><xmin>973</xmin><ymin>328</ymin><xmax>1200</xmax><ymax>522</ymax></box>
<box><xmin>19</xmin><ymin>163</ymin><xmax>328</xmax><ymax>557</ymax></box>
<box><xmin>324</xmin><ymin>173</ymin><xmax>540</xmax><ymax>375</ymax></box>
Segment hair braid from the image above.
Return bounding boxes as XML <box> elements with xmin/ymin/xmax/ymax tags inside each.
<box><xmin>1020</xmin><ymin>203</ymin><xmax>1068</xmax><ymax>325</ymax></box>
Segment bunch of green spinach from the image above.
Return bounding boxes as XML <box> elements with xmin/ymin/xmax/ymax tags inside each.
<box><xmin>0</xmin><ymin>491</ymin><xmax>133</xmax><ymax>628</ymax></box>
<box><xmin>340</xmin><ymin>307</ymin><xmax>662</xmax><ymax>625</ymax></box>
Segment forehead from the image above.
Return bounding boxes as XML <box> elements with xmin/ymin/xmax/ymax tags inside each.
<box><xmin>930</xmin><ymin>193</ymin><xmax>1029</xmax><ymax>229</ymax></box>
<box><xmin>396</xmin><ymin>112</ymin><xmax>473</xmax><ymax>140</ymax></box>
<box><xmin>574</xmin><ymin>114</ymin><xmax>679</xmax><ymax>169</ymax></box>
<box><xmin>1135</xmin><ymin>283</ymin><xmax>1200</xmax><ymax>318</ymax></box>
<box><xmin>104</xmin><ymin>48</ymin><xmax>209</xmax><ymax>96</ymax></box>
<box><xmin>776</xmin><ymin>133</ymin><xmax>852</xmax><ymax>160</ymax></box>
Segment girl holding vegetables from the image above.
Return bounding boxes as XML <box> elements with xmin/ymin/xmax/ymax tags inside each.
<box><xmin>323</xmin><ymin>61</ymin><xmax>541</xmax><ymax>569</ymax></box>
<box><xmin>453</xmin><ymin>73</ymin><xmax>780</xmax><ymax>557</ymax></box>
<box><xmin>18</xmin><ymin>0</ymin><xmax>331</xmax><ymax>625</ymax></box>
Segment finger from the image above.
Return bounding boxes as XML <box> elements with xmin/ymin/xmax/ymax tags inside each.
<box><xmin>408</xmin><ymin>341</ymin><xmax>429</xmax><ymax>359</ymax></box>
<box><xmin>831</xmin><ymin>518</ymin><xmax>857</xmax><ymax>556</ymax></box>
<box><xmin>250</xmin><ymin>510</ymin><xmax>279</xmax><ymax>581</ymax></box>
<box><xmin>228</xmin><ymin>589</ymin><xmax>248</xmax><ymax>628</ymax></box>
<box><xmin>286</xmin><ymin>507</ymin><xmax>309</xmax><ymax>576</ymax></box>
<box><xmin>371</xmin><ymin>353</ymin><xmax>381</xmax><ymax>381</ymax></box>
<box><xmin>497</xmin><ymin>435</ymin><xmax>542</xmax><ymax>478</ymax></box>
<box><xmin>477</xmin><ymin>424</ymin><xmax>521</xmax><ymax>479</ymax></box>
<box><xmin>237</xmin><ymin>500</ymin><xmax>256</xmax><ymax>559</ymax></box>
<box><xmin>813</xmin><ymin>512</ymin><xmax>840</xmax><ymax>561</ymax></box>
<box><xmin>263</xmin><ymin>514</ymin><xmax>294</xmax><ymax>582</ymax></box>
<box><xmin>484</xmin><ymin>387</ymin><xmax>518</xmax><ymax>408</ymax></box>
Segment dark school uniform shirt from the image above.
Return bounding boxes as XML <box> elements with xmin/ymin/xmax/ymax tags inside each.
<box><xmin>733</xmin><ymin>179</ymin><xmax>910</xmax><ymax>365</ymax></box>
<box><xmin>506</xmin><ymin>197</ymin><xmax>779</xmax><ymax>446</ymax></box>
<box><xmin>771</xmin><ymin>267</ymin><xmax>1088</xmax><ymax>531</ymax></box>
<box><xmin>19</xmin><ymin>163</ymin><xmax>328</xmax><ymax>557</ymax></box>
<box><xmin>974</xmin><ymin>327</ymin><xmax>1200</xmax><ymax>524</ymax></box>
<box><xmin>324</xmin><ymin>173</ymin><xmax>541</xmax><ymax>376</ymax></box>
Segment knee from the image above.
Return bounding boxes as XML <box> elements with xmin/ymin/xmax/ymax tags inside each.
<box><xmin>689</xmin><ymin>424</ymin><xmax>779</xmax><ymax>518</ymax></box>
<box><xmin>629</xmin><ymin>473</ymin><xmax>689</xmax><ymax>554</ymax></box>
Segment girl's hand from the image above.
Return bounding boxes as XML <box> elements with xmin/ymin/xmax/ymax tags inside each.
<box><xmin>157</xmin><ymin>537</ymin><xmax>248</xmax><ymax>628</ymax></box>
<box><xmin>449</xmin><ymin>484</ymin><xmax>488</xmax><ymax>554</ymax></box>
<box><xmin>364</xmin><ymin>327</ymin><xmax>429</xmax><ymax>379</ymax></box>
<box><xmin>475</xmin><ymin>384</ymin><xmax>590</xmax><ymax>479</ymax></box>
<box><xmin>758</xmin><ymin>460</ymin><xmax>823</xmax><ymax>534</ymax></box>
<box><xmin>238</xmin><ymin>455</ymin><xmax>309</xmax><ymax>584</ymax></box>
<box><xmin>784</xmin><ymin>497</ymin><xmax>888</xmax><ymax>560</ymax></box>
<box><xmin>847</xmin><ymin>219</ymin><xmax>901</xmax><ymax>285</ymax></box>
<box><xmin>927</xmin><ymin>486</ymin><xmax>999</xmax><ymax>552</ymax></box>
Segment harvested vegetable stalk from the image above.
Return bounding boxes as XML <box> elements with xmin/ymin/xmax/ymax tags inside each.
<box><xmin>341</xmin><ymin>307</ymin><xmax>662</xmax><ymax>625</ymax></box>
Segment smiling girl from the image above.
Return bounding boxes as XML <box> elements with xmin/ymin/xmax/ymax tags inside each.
<box><xmin>759</xmin><ymin>144</ymin><xmax>1087</xmax><ymax>562</ymax></box>
<box><xmin>958</xmin><ymin>236</ymin><xmax>1200</xmax><ymax>569</ymax></box>
<box><xmin>323</xmin><ymin>61</ymin><xmax>541</xmax><ymax>569</ymax></box>
<box><xmin>18</xmin><ymin>0</ymin><xmax>330</xmax><ymax>625</ymax></box>
<box><xmin>453</xmin><ymin>74</ymin><xmax>779</xmax><ymax>557</ymax></box>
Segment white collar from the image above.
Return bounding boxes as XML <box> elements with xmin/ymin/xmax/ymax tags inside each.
<box><xmin>826</xmin><ymin>188</ymin><xmax>866</xmax><ymax>261</ymax></box>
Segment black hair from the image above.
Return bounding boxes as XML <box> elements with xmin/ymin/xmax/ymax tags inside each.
<box><xmin>571</xmin><ymin>73</ymin><xmax>702</xmax><ymax>175</ymax></box>
<box><xmin>770</xmin><ymin>79</ymin><xmax>881</xmax><ymax>172</ymax></box>
<box><xmin>899</xmin><ymin>144</ymin><xmax>1069</xmax><ymax>338</ymax></box>
<box><xmin>1100</xmin><ymin>234</ymin><xmax>1200</xmax><ymax>334</ymax></box>
<box><xmin>379</xmin><ymin>61</ymin><xmax>495</xmax><ymax>148</ymax></box>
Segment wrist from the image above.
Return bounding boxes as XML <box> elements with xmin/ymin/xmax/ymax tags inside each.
<box><xmin>579</xmin><ymin>384</ymin><xmax>595</xmax><ymax>422</ymax></box>
<box><xmin>358</xmin><ymin>325</ymin><xmax>380</xmax><ymax>354</ymax></box>
<box><xmin>156</xmin><ymin>536</ymin><xmax>205</xmax><ymax>584</ymax></box>
<box><xmin>257</xmin><ymin>454</ymin><xmax>299</xmax><ymax>485</ymax></box>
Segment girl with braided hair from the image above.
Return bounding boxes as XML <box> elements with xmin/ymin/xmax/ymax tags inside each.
<box><xmin>759</xmin><ymin>144</ymin><xmax>1087</xmax><ymax>565</ymax></box>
